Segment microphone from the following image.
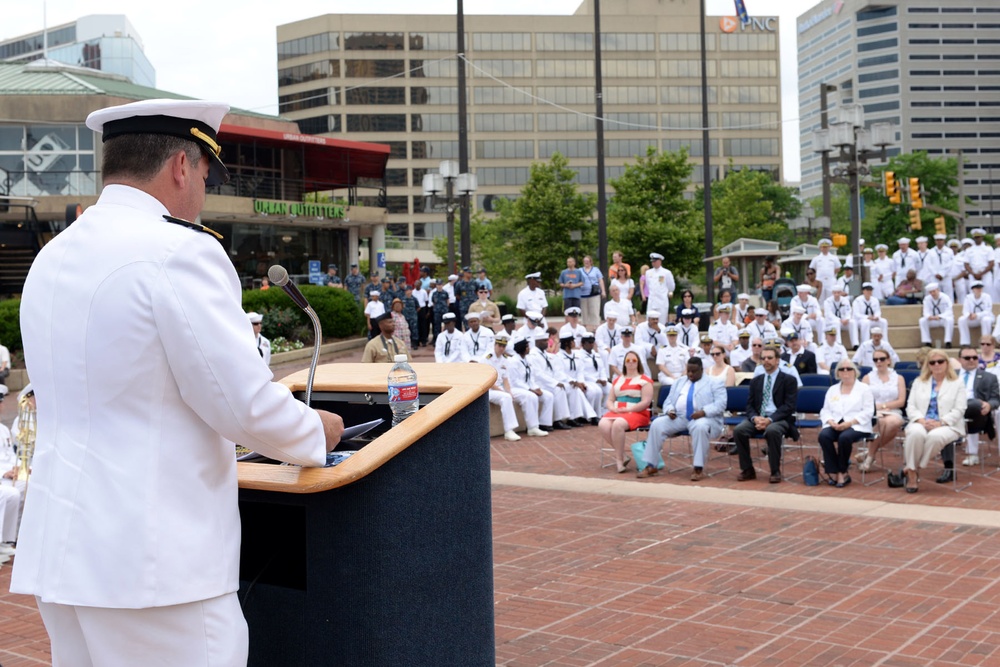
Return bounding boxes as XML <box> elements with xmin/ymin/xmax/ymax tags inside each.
<box><xmin>268</xmin><ymin>264</ymin><xmax>323</xmax><ymax>407</ymax></box>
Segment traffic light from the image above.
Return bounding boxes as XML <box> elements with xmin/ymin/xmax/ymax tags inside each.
<box><xmin>885</xmin><ymin>171</ymin><xmax>901</xmax><ymax>204</ymax></box>
<box><xmin>909</xmin><ymin>177</ymin><xmax>923</xmax><ymax>209</ymax></box>
<box><xmin>831</xmin><ymin>233</ymin><xmax>847</xmax><ymax>248</ymax></box>
<box><xmin>934</xmin><ymin>216</ymin><xmax>947</xmax><ymax>235</ymax></box>
<box><xmin>909</xmin><ymin>209</ymin><xmax>922</xmax><ymax>230</ymax></box>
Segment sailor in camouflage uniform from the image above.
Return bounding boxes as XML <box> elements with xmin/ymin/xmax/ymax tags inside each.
<box><xmin>402</xmin><ymin>285</ymin><xmax>420</xmax><ymax>351</ymax></box>
<box><xmin>344</xmin><ymin>263</ymin><xmax>364</xmax><ymax>303</ymax></box>
<box><xmin>363</xmin><ymin>272</ymin><xmax>381</xmax><ymax>300</ymax></box>
<box><xmin>454</xmin><ymin>267</ymin><xmax>478</xmax><ymax>330</ymax></box>
<box><xmin>379</xmin><ymin>277</ymin><xmax>395</xmax><ymax>312</ymax></box>
<box><xmin>431</xmin><ymin>279</ymin><xmax>450</xmax><ymax>341</ymax></box>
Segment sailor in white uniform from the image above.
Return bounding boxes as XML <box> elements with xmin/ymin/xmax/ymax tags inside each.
<box><xmin>644</xmin><ymin>252</ymin><xmax>676</xmax><ymax>316</ymax></box>
<box><xmin>247</xmin><ymin>311</ymin><xmax>271</xmax><ymax>366</ymax></box>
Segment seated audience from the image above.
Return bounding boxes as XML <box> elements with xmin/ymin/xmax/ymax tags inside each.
<box><xmin>857</xmin><ymin>352</ymin><xmax>906</xmax><ymax>471</ymax></box>
<box><xmin>818</xmin><ymin>359</ymin><xmax>875</xmax><ymax>488</ymax></box>
<box><xmin>599</xmin><ymin>351</ymin><xmax>653</xmax><ymax>474</ymax></box>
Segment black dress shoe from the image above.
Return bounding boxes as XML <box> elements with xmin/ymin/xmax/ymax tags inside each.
<box><xmin>736</xmin><ymin>469</ymin><xmax>756</xmax><ymax>481</ymax></box>
<box><xmin>936</xmin><ymin>469</ymin><xmax>955</xmax><ymax>484</ymax></box>
<box><xmin>539</xmin><ymin>425</ymin><xmax>553</xmax><ymax>432</ymax></box>
<box><xmin>589</xmin><ymin>417</ymin><xmax>600</xmax><ymax>426</ymax></box>
<box><xmin>553</xmin><ymin>421</ymin><xmax>571</xmax><ymax>430</ymax></box>
<box><xmin>575</xmin><ymin>417</ymin><xmax>590</xmax><ymax>426</ymax></box>
<box><xmin>562</xmin><ymin>420</ymin><xmax>579</xmax><ymax>429</ymax></box>
<box><xmin>727</xmin><ymin>444</ymin><xmax>738</xmax><ymax>456</ymax></box>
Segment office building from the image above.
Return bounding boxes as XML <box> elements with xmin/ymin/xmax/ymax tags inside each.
<box><xmin>276</xmin><ymin>0</ymin><xmax>783</xmax><ymax>259</ymax></box>
<box><xmin>0</xmin><ymin>15</ymin><xmax>156</xmax><ymax>87</ymax></box>
<box><xmin>798</xmin><ymin>0</ymin><xmax>1000</xmax><ymax>228</ymax></box>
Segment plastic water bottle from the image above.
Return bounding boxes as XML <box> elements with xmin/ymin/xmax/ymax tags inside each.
<box><xmin>388</xmin><ymin>354</ymin><xmax>419</xmax><ymax>427</ymax></box>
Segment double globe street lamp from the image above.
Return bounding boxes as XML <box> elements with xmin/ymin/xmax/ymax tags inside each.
<box><xmin>422</xmin><ymin>159</ymin><xmax>477</xmax><ymax>273</ymax></box>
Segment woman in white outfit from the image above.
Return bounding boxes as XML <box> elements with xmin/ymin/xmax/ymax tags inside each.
<box><xmin>858</xmin><ymin>353</ymin><xmax>906</xmax><ymax>471</ymax></box>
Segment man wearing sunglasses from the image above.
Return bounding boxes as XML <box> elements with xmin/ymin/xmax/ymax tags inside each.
<box><xmin>740</xmin><ymin>337</ymin><xmax>766</xmax><ymax>373</ymax></box>
<box><xmin>939</xmin><ymin>347</ymin><xmax>1000</xmax><ymax>477</ymax></box>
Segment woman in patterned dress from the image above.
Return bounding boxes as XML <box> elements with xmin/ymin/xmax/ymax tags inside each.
<box><xmin>598</xmin><ymin>350</ymin><xmax>653</xmax><ymax>473</ymax></box>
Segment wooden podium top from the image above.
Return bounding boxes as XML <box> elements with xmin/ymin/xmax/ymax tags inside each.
<box><xmin>237</xmin><ymin>362</ymin><xmax>496</xmax><ymax>493</ymax></box>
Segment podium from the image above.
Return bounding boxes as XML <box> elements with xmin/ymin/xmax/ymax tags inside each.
<box><xmin>237</xmin><ymin>363</ymin><xmax>497</xmax><ymax>666</ymax></box>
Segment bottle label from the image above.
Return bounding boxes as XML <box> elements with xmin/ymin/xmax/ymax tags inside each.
<box><xmin>389</xmin><ymin>383</ymin><xmax>418</xmax><ymax>402</ymax></box>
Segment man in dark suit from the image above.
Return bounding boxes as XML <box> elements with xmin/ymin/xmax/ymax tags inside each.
<box><xmin>733</xmin><ymin>345</ymin><xmax>799</xmax><ymax>483</ymax></box>
<box><xmin>781</xmin><ymin>331</ymin><xmax>817</xmax><ymax>375</ymax></box>
<box><xmin>939</xmin><ymin>346</ymin><xmax>1000</xmax><ymax>481</ymax></box>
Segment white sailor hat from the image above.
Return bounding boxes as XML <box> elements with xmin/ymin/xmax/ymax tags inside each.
<box><xmin>86</xmin><ymin>98</ymin><xmax>231</xmax><ymax>186</ymax></box>
<box><xmin>429</xmin><ymin>279</ymin><xmax>438</xmax><ymax>285</ymax></box>
<box><xmin>533</xmin><ymin>328</ymin><xmax>549</xmax><ymax>340</ymax></box>
<box><xmin>525</xmin><ymin>310</ymin><xmax>544</xmax><ymax>323</ymax></box>
<box><xmin>833</xmin><ymin>283</ymin><xmax>845</xmax><ymax>293</ymax></box>
<box><xmin>525</xmin><ymin>271</ymin><xmax>541</xmax><ymax>280</ymax></box>
<box><xmin>962</xmin><ymin>238</ymin><xmax>974</xmax><ymax>245</ymax></box>
<box><xmin>971</xmin><ymin>280</ymin><xmax>985</xmax><ymax>289</ymax></box>
<box><xmin>915</xmin><ymin>236</ymin><xmax>928</xmax><ymax>243</ymax></box>
<box><xmin>862</xmin><ymin>246</ymin><xmax>874</xmax><ymax>254</ymax></box>
<box><xmin>646</xmin><ymin>309</ymin><xmax>661</xmax><ymax>319</ymax></box>
<box><xmin>650</xmin><ymin>252</ymin><xmax>664</xmax><ymax>261</ymax></box>
<box><xmin>870</xmin><ymin>326</ymin><xmax>883</xmax><ymax>335</ymax></box>
<box><xmin>862</xmin><ymin>282</ymin><xmax>874</xmax><ymax>290</ymax></box>
<box><xmin>737</xmin><ymin>293</ymin><xmax>750</xmax><ymax>300</ymax></box>
<box><xmin>973</xmin><ymin>228</ymin><xmax>987</xmax><ymax>236</ymax></box>
<box><xmin>442</xmin><ymin>312</ymin><xmax>456</xmax><ymax>321</ymax></box>
<box><xmin>875</xmin><ymin>243</ymin><xmax>888</xmax><ymax>251</ymax></box>
<box><xmin>448</xmin><ymin>274</ymin><xmax>458</xmax><ymax>281</ymax></box>
<box><xmin>369</xmin><ymin>290</ymin><xmax>380</xmax><ymax>297</ymax></box>
<box><xmin>925</xmin><ymin>282</ymin><xmax>940</xmax><ymax>292</ymax></box>
<box><xmin>947</xmin><ymin>238</ymin><xmax>961</xmax><ymax>247</ymax></box>
<box><xmin>790</xmin><ymin>304</ymin><xmax>806</xmax><ymax>314</ymax></box>
<box><xmin>565</xmin><ymin>306</ymin><xmax>582</xmax><ymax>316</ymax></box>
<box><xmin>796</xmin><ymin>283</ymin><xmax>811</xmax><ymax>292</ymax></box>
<box><xmin>603</xmin><ymin>306</ymin><xmax>619</xmax><ymax>319</ymax></box>
<box><xmin>247</xmin><ymin>311</ymin><xmax>263</xmax><ymax>324</ymax></box>
<box><xmin>581</xmin><ymin>332</ymin><xmax>596</xmax><ymax>342</ymax></box>
<box><xmin>897</xmin><ymin>237</ymin><xmax>911</xmax><ymax>245</ymax></box>
<box><xmin>818</xmin><ymin>238</ymin><xmax>832</xmax><ymax>246</ymax></box>
<box><xmin>934</xmin><ymin>233</ymin><xmax>947</xmax><ymax>240</ymax></box>
<box><xmin>754</xmin><ymin>310</ymin><xmax>767</xmax><ymax>317</ymax></box>
<box><xmin>465</xmin><ymin>311</ymin><xmax>481</xmax><ymax>320</ymax></box>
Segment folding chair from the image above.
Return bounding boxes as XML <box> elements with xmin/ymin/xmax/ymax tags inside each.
<box><xmin>800</xmin><ymin>373</ymin><xmax>832</xmax><ymax>388</ymax></box>
<box><xmin>783</xmin><ymin>386</ymin><xmax>826</xmax><ymax>482</ymax></box>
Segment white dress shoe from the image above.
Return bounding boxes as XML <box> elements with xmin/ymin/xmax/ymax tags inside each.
<box><xmin>0</xmin><ymin>544</ymin><xmax>14</xmax><ymax>556</ymax></box>
<box><xmin>962</xmin><ymin>456</ymin><xmax>980</xmax><ymax>466</ymax></box>
<box><xmin>503</xmin><ymin>430</ymin><xmax>521</xmax><ymax>441</ymax></box>
<box><xmin>526</xmin><ymin>427</ymin><xmax>549</xmax><ymax>437</ymax></box>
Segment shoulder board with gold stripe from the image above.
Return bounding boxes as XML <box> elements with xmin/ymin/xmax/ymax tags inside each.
<box><xmin>162</xmin><ymin>215</ymin><xmax>223</xmax><ymax>240</ymax></box>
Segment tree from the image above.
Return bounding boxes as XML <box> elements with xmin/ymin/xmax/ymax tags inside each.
<box><xmin>437</xmin><ymin>153</ymin><xmax>597</xmax><ymax>285</ymax></box>
<box><xmin>695</xmin><ymin>165</ymin><xmax>801</xmax><ymax>253</ymax></box>
<box><xmin>606</xmin><ymin>146</ymin><xmax>701</xmax><ymax>278</ymax></box>
<box><xmin>867</xmin><ymin>151</ymin><xmax>960</xmax><ymax>244</ymax></box>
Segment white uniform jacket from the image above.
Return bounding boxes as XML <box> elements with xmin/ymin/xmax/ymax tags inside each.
<box><xmin>12</xmin><ymin>185</ymin><xmax>327</xmax><ymax>608</ymax></box>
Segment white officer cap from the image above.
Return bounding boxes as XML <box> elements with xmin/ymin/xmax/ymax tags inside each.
<box><xmin>700</xmin><ymin>334</ymin><xmax>713</xmax><ymax>344</ymax></box>
<box><xmin>666</xmin><ymin>325</ymin><xmax>679</xmax><ymax>335</ymax></box>
<box><xmin>448</xmin><ymin>274</ymin><xmax>458</xmax><ymax>281</ymax></box>
<box><xmin>494</xmin><ymin>332</ymin><xmax>511</xmax><ymax>344</ymax></box>
<box><xmin>525</xmin><ymin>272</ymin><xmax>541</xmax><ymax>280</ymax></box>
<box><xmin>525</xmin><ymin>310</ymin><xmax>543</xmax><ymax>323</ymax></box>
<box><xmin>973</xmin><ymin>228</ymin><xmax>987</xmax><ymax>236</ymax></box>
<box><xmin>369</xmin><ymin>290</ymin><xmax>380</xmax><ymax>297</ymax></box>
<box><xmin>962</xmin><ymin>238</ymin><xmax>974</xmax><ymax>246</ymax></box>
<box><xmin>818</xmin><ymin>238</ymin><xmax>832</xmax><ymax>246</ymax></box>
<box><xmin>824</xmin><ymin>325</ymin><xmax>837</xmax><ymax>334</ymax></box>
<box><xmin>915</xmin><ymin>236</ymin><xmax>928</xmax><ymax>243</ymax></box>
<box><xmin>247</xmin><ymin>311</ymin><xmax>263</xmax><ymax>324</ymax></box>
<box><xmin>717</xmin><ymin>303</ymin><xmax>732</xmax><ymax>312</ymax></box>
<box><xmin>565</xmin><ymin>307</ymin><xmax>582</xmax><ymax>316</ymax></box>
<box><xmin>897</xmin><ymin>237</ymin><xmax>910</xmax><ymax>245</ymax></box>
<box><xmin>925</xmin><ymin>282</ymin><xmax>940</xmax><ymax>292</ymax></box>
<box><xmin>501</xmin><ymin>314</ymin><xmax>516</xmax><ymax>323</ymax></box>
<box><xmin>875</xmin><ymin>243</ymin><xmax>888</xmax><ymax>251</ymax></box>
<box><xmin>442</xmin><ymin>312</ymin><xmax>456</xmax><ymax>321</ymax></box>
<box><xmin>680</xmin><ymin>308</ymin><xmax>695</xmax><ymax>318</ymax></box>
<box><xmin>429</xmin><ymin>279</ymin><xmax>438</xmax><ymax>285</ymax></box>
<box><xmin>621</xmin><ymin>326</ymin><xmax>635</xmax><ymax>335</ymax></box>
<box><xmin>646</xmin><ymin>309</ymin><xmax>661</xmax><ymax>319</ymax></box>
<box><xmin>738</xmin><ymin>330</ymin><xmax>751</xmax><ymax>338</ymax></box>
<box><xmin>934</xmin><ymin>233</ymin><xmax>947</xmax><ymax>240</ymax></box>
<box><xmin>649</xmin><ymin>252</ymin><xmax>664</xmax><ymax>261</ymax></box>
<box><xmin>947</xmin><ymin>239</ymin><xmax>960</xmax><ymax>247</ymax></box>
<box><xmin>465</xmin><ymin>311</ymin><xmax>481</xmax><ymax>320</ymax></box>
<box><xmin>86</xmin><ymin>98</ymin><xmax>231</xmax><ymax>186</ymax></box>
<box><xmin>737</xmin><ymin>293</ymin><xmax>750</xmax><ymax>300</ymax></box>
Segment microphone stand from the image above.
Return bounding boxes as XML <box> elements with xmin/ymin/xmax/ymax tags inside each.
<box><xmin>303</xmin><ymin>305</ymin><xmax>322</xmax><ymax>407</ymax></box>
<box><xmin>268</xmin><ymin>264</ymin><xmax>323</xmax><ymax>407</ymax></box>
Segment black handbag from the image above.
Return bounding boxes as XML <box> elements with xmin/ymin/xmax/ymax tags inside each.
<box><xmin>887</xmin><ymin>468</ymin><xmax>905</xmax><ymax>488</ymax></box>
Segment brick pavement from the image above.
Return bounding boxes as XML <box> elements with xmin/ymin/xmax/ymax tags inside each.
<box><xmin>5</xmin><ymin>341</ymin><xmax>1000</xmax><ymax>664</ymax></box>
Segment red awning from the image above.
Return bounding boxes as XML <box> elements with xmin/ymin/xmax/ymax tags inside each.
<box><xmin>217</xmin><ymin>123</ymin><xmax>390</xmax><ymax>188</ymax></box>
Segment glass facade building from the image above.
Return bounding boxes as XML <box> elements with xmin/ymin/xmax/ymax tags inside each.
<box><xmin>276</xmin><ymin>0</ymin><xmax>783</xmax><ymax>250</ymax></box>
<box><xmin>0</xmin><ymin>15</ymin><xmax>155</xmax><ymax>86</ymax></box>
<box><xmin>797</xmin><ymin>0</ymin><xmax>1000</xmax><ymax>228</ymax></box>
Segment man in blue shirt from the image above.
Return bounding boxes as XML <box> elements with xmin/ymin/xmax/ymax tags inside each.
<box><xmin>559</xmin><ymin>257</ymin><xmax>586</xmax><ymax>312</ymax></box>
<box><xmin>476</xmin><ymin>268</ymin><xmax>493</xmax><ymax>297</ymax></box>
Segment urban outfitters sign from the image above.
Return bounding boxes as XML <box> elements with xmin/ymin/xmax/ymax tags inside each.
<box><xmin>253</xmin><ymin>199</ymin><xmax>345</xmax><ymax>219</ymax></box>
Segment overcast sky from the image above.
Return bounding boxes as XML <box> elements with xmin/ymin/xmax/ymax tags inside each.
<box><xmin>6</xmin><ymin>0</ymin><xmax>823</xmax><ymax>181</ymax></box>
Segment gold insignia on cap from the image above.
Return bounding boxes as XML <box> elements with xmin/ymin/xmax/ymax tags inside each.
<box><xmin>190</xmin><ymin>127</ymin><xmax>221</xmax><ymax>156</ymax></box>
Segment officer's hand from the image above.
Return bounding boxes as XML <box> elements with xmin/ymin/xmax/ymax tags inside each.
<box><xmin>317</xmin><ymin>409</ymin><xmax>345</xmax><ymax>452</ymax></box>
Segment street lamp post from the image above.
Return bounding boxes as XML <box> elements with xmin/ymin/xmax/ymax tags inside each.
<box><xmin>422</xmin><ymin>160</ymin><xmax>477</xmax><ymax>272</ymax></box>
<box><xmin>812</xmin><ymin>103</ymin><xmax>896</xmax><ymax>298</ymax></box>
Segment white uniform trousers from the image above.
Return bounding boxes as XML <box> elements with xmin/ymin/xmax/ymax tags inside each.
<box><xmin>582</xmin><ymin>381</ymin><xmax>609</xmax><ymax>416</ymax></box>
<box><xmin>647</xmin><ymin>295</ymin><xmax>670</xmax><ymax>318</ymax></box>
<box><xmin>489</xmin><ymin>389</ymin><xmax>520</xmax><ymax>433</ymax></box>
<box><xmin>565</xmin><ymin>385</ymin><xmax>595</xmax><ymax>420</ymax></box>
<box><xmin>0</xmin><ymin>483</ymin><xmax>20</xmax><ymax>543</ymax></box>
<box><xmin>955</xmin><ymin>277</ymin><xmax>969</xmax><ymax>306</ymax></box>
<box><xmin>903</xmin><ymin>423</ymin><xmax>962</xmax><ymax>471</ymax></box>
<box><xmin>959</xmin><ymin>313</ymin><xmax>995</xmax><ymax>346</ymax></box>
<box><xmin>858</xmin><ymin>317</ymin><xmax>889</xmax><ymax>343</ymax></box>
<box><xmin>38</xmin><ymin>592</ymin><xmax>248</xmax><ymax>667</ymax></box>
<box><xmin>551</xmin><ymin>386</ymin><xmax>572</xmax><ymax>422</ymax></box>
<box><xmin>509</xmin><ymin>388</ymin><xmax>543</xmax><ymax>429</ymax></box>
<box><xmin>645</xmin><ymin>414</ymin><xmax>721</xmax><ymax>469</ymax></box>
<box><xmin>919</xmin><ymin>316</ymin><xmax>954</xmax><ymax>344</ymax></box>
<box><xmin>826</xmin><ymin>317</ymin><xmax>859</xmax><ymax>348</ymax></box>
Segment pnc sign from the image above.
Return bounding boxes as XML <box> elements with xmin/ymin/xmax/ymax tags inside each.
<box><xmin>720</xmin><ymin>16</ymin><xmax>778</xmax><ymax>33</ymax></box>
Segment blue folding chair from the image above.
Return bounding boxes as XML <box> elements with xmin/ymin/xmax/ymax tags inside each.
<box><xmin>800</xmin><ymin>373</ymin><xmax>832</xmax><ymax>388</ymax></box>
<box><xmin>894</xmin><ymin>360</ymin><xmax>919</xmax><ymax>370</ymax></box>
<box><xmin>897</xmin><ymin>368</ymin><xmax>920</xmax><ymax>388</ymax></box>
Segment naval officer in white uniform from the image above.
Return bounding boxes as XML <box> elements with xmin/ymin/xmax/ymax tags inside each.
<box><xmin>11</xmin><ymin>99</ymin><xmax>345</xmax><ymax>666</ymax></box>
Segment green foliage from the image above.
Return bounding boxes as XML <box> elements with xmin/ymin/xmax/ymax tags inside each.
<box><xmin>696</xmin><ymin>164</ymin><xmax>801</xmax><ymax>253</ymax></box>
<box><xmin>495</xmin><ymin>294</ymin><xmax>516</xmax><ymax>314</ymax></box>
<box><xmin>451</xmin><ymin>153</ymin><xmax>597</xmax><ymax>285</ymax></box>
<box><xmin>0</xmin><ymin>299</ymin><xmax>21</xmax><ymax>353</ymax></box>
<box><xmin>867</xmin><ymin>151</ymin><xmax>960</xmax><ymax>244</ymax></box>
<box><xmin>242</xmin><ymin>286</ymin><xmax>365</xmax><ymax>341</ymax></box>
<box><xmin>607</xmin><ymin>146</ymin><xmax>701</xmax><ymax>278</ymax></box>
<box><xmin>546</xmin><ymin>294</ymin><xmax>564</xmax><ymax>316</ymax></box>
<box><xmin>269</xmin><ymin>336</ymin><xmax>305</xmax><ymax>354</ymax></box>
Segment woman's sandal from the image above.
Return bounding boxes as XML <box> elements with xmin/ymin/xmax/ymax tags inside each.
<box><xmin>905</xmin><ymin>468</ymin><xmax>918</xmax><ymax>494</ymax></box>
